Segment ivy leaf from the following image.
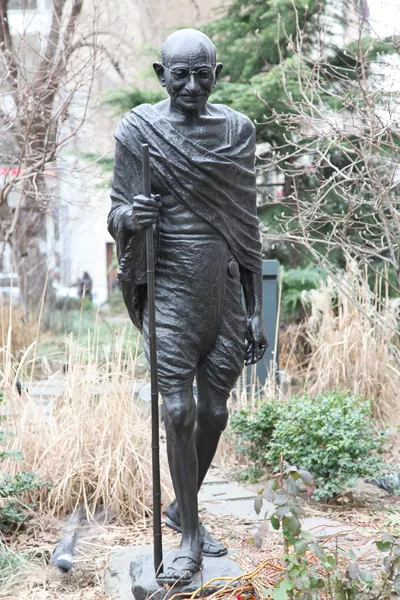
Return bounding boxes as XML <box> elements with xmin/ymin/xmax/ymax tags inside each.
<box><xmin>271</xmin><ymin>515</ymin><xmax>280</xmax><ymax>530</ymax></box>
<box><xmin>348</xmin><ymin>549</ymin><xmax>357</xmax><ymax>561</ymax></box>
<box><xmin>382</xmin><ymin>533</ymin><xmax>394</xmax><ymax>543</ymax></box>
<box><xmin>383</xmin><ymin>555</ymin><xmax>392</xmax><ymax>573</ymax></box>
<box><xmin>256</xmin><ymin>521</ymin><xmax>268</xmax><ymax>546</ymax></box>
<box><xmin>275</xmin><ymin>492</ymin><xmax>289</xmax><ymax>506</ymax></box>
<box><xmin>325</xmin><ymin>555</ymin><xmax>336</xmax><ymax>570</ymax></box>
<box><xmin>276</xmin><ymin>504</ymin><xmax>291</xmax><ymax>518</ymax></box>
<box><xmin>298</xmin><ymin>469</ymin><xmax>314</xmax><ymax>487</ymax></box>
<box><xmin>263</xmin><ymin>483</ymin><xmax>275</xmax><ymax>502</ymax></box>
<box><xmin>286</xmin><ymin>475</ymin><xmax>299</xmax><ymax>496</ymax></box>
<box><xmin>310</xmin><ymin>542</ymin><xmax>325</xmax><ymax>560</ymax></box>
<box><xmin>295</xmin><ymin>538</ymin><xmax>309</xmax><ymax>554</ymax></box>
<box><xmin>273</xmin><ymin>579</ymin><xmax>293</xmax><ymax>600</ymax></box>
<box><xmin>348</xmin><ymin>562</ymin><xmax>360</xmax><ymax>580</ymax></box>
<box><xmin>394</xmin><ymin>574</ymin><xmax>400</xmax><ymax>593</ymax></box>
<box><xmin>285</xmin><ymin>515</ymin><xmax>301</xmax><ymax>537</ymax></box>
<box><xmin>376</xmin><ymin>541</ymin><xmax>391</xmax><ymax>552</ymax></box>
<box><xmin>285</xmin><ymin>464</ymin><xmax>298</xmax><ymax>473</ymax></box>
<box><xmin>254</xmin><ymin>496</ymin><xmax>263</xmax><ymax>516</ymax></box>
<box><xmin>359</xmin><ymin>569</ymin><xmax>374</xmax><ymax>585</ymax></box>
<box><xmin>291</xmin><ymin>504</ymin><xmax>305</xmax><ymax>518</ymax></box>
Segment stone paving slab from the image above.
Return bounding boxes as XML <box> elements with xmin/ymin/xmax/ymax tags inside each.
<box><xmin>202</xmin><ymin>475</ymin><xmax>228</xmax><ymax>485</ymax></box>
<box><xmin>300</xmin><ymin>517</ymin><xmax>355</xmax><ymax>539</ymax></box>
<box><xmin>27</xmin><ymin>377</ymin><xmax>147</xmax><ymax>401</ymax></box>
<box><xmin>204</xmin><ymin>498</ymin><xmax>274</xmax><ymax>520</ymax></box>
<box><xmin>29</xmin><ymin>381</ymin><xmax>65</xmax><ymax>397</ymax></box>
<box><xmin>199</xmin><ymin>482</ymin><xmax>256</xmax><ymax>503</ymax></box>
<box><xmin>105</xmin><ymin>545</ymin><xmax>242</xmax><ymax>600</ymax></box>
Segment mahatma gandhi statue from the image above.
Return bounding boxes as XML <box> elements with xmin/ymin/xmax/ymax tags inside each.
<box><xmin>108</xmin><ymin>28</ymin><xmax>267</xmax><ymax>585</ymax></box>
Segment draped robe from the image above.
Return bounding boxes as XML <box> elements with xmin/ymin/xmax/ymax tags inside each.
<box><xmin>108</xmin><ymin>102</ymin><xmax>262</xmax><ymax>331</ymax></box>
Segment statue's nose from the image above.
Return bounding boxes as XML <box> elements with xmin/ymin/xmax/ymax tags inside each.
<box><xmin>186</xmin><ymin>74</ymin><xmax>200</xmax><ymax>92</ymax></box>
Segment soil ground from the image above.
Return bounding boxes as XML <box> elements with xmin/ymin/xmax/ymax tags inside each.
<box><xmin>1</xmin><ymin>465</ymin><xmax>400</xmax><ymax>600</ymax></box>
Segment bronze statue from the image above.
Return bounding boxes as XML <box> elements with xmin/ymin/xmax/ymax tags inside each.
<box><xmin>108</xmin><ymin>28</ymin><xmax>267</xmax><ymax>585</ymax></box>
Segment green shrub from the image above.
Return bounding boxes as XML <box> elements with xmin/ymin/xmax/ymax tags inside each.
<box><xmin>0</xmin><ymin>541</ymin><xmax>30</xmax><ymax>587</ymax></box>
<box><xmin>0</xmin><ymin>431</ymin><xmax>50</xmax><ymax>531</ymax></box>
<box><xmin>281</xmin><ymin>266</ymin><xmax>326</xmax><ymax>322</ymax></box>
<box><xmin>231</xmin><ymin>392</ymin><xmax>386</xmax><ymax>501</ymax></box>
<box><xmin>255</xmin><ymin>464</ymin><xmax>400</xmax><ymax>598</ymax></box>
<box><xmin>230</xmin><ymin>399</ymin><xmax>283</xmax><ymax>464</ymax></box>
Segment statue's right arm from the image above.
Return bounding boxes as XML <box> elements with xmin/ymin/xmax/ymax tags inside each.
<box><xmin>108</xmin><ymin>141</ymin><xmax>141</xmax><ymax>247</ymax></box>
<box><xmin>108</xmin><ymin>141</ymin><xmax>161</xmax><ymax>259</ymax></box>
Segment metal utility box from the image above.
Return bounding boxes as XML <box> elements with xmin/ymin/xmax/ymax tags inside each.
<box><xmin>246</xmin><ymin>259</ymin><xmax>280</xmax><ymax>390</ymax></box>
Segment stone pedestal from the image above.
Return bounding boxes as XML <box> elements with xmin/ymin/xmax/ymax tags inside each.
<box><xmin>105</xmin><ymin>545</ymin><xmax>242</xmax><ymax>600</ymax></box>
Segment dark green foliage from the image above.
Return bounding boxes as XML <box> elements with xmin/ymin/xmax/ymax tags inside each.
<box><xmin>230</xmin><ymin>399</ymin><xmax>283</xmax><ymax>464</ymax></box>
<box><xmin>0</xmin><ymin>541</ymin><xmax>29</xmax><ymax>587</ymax></box>
<box><xmin>268</xmin><ymin>392</ymin><xmax>386</xmax><ymax>501</ymax></box>
<box><xmin>281</xmin><ymin>267</ymin><xmax>326</xmax><ymax>321</ymax></box>
<box><xmin>255</xmin><ymin>464</ymin><xmax>400</xmax><ymax>598</ymax></box>
<box><xmin>0</xmin><ymin>429</ymin><xmax>50</xmax><ymax>531</ymax></box>
<box><xmin>101</xmin><ymin>87</ymin><xmax>166</xmax><ymax>114</ymax></box>
<box><xmin>204</xmin><ymin>0</ymin><xmax>397</xmax><ymax>144</ymax></box>
<box><xmin>0</xmin><ymin>472</ymin><xmax>48</xmax><ymax>531</ymax></box>
<box><xmin>231</xmin><ymin>391</ymin><xmax>387</xmax><ymax>501</ymax></box>
<box><xmin>205</xmin><ymin>0</ymin><xmax>320</xmax><ymax>82</ymax></box>
<box><xmin>94</xmin><ymin>1</ymin><xmax>399</xmax><ymax>283</ymax></box>
<box><xmin>54</xmin><ymin>296</ymin><xmax>93</xmax><ymax>311</ymax></box>
<box><xmin>80</xmin><ymin>153</ymin><xmax>115</xmax><ymax>175</ymax></box>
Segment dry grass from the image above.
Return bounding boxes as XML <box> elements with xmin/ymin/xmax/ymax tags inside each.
<box><xmin>0</xmin><ymin>301</ymin><xmax>36</xmax><ymax>357</ymax></box>
<box><xmin>300</xmin><ymin>262</ymin><xmax>400</xmax><ymax>421</ymax></box>
<box><xmin>0</xmin><ymin>319</ymin><xmax>172</xmax><ymax>524</ymax></box>
<box><xmin>0</xmin><ymin>517</ymin><xmax>161</xmax><ymax>600</ymax></box>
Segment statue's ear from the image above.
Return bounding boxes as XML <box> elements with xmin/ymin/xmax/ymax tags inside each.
<box><xmin>153</xmin><ymin>62</ymin><xmax>166</xmax><ymax>87</ymax></box>
<box><xmin>214</xmin><ymin>62</ymin><xmax>223</xmax><ymax>83</ymax></box>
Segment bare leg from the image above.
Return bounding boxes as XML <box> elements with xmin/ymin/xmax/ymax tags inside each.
<box><xmin>158</xmin><ymin>387</ymin><xmax>203</xmax><ymax>583</ymax></box>
<box><xmin>195</xmin><ymin>366</ymin><xmax>229</xmax><ymax>487</ymax></box>
<box><xmin>166</xmin><ymin>367</ymin><xmax>229</xmax><ymax>556</ymax></box>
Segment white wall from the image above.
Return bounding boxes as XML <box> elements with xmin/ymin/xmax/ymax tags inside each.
<box><xmin>58</xmin><ymin>154</ymin><xmax>113</xmax><ymax>305</ymax></box>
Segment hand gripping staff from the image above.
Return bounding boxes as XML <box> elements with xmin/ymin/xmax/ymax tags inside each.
<box><xmin>142</xmin><ymin>143</ymin><xmax>163</xmax><ymax>578</ymax></box>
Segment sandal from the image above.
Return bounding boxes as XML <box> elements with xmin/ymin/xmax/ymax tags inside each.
<box><xmin>165</xmin><ymin>516</ymin><xmax>227</xmax><ymax>557</ymax></box>
<box><xmin>156</xmin><ymin>549</ymin><xmax>203</xmax><ymax>585</ymax></box>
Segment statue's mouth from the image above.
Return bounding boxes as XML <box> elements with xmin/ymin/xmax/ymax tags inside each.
<box><xmin>181</xmin><ymin>94</ymin><xmax>204</xmax><ymax>102</ymax></box>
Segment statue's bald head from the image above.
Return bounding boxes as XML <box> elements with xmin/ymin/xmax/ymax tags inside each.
<box><xmin>161</xmin><ymin>29</ymin><xmax>217</xmax><ymax>67</ymax></box>
<box><xmin>154</xmin><ymin>29</ymin><xmax>222</xmax><ymax>115</ymax></box>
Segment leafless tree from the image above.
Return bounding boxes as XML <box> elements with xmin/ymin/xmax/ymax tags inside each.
<box><xmin>258</xmin><ymin>1</ymin><xmax>400</xmax><ymax>362</ymax></box>
<box><xmin>0</xmin><ymin>0</ymin><xmax>120</xmax><ymax>315</ymax></box>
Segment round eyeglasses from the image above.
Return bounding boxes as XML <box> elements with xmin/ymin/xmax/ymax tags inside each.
<box><xmin>161</xmin><ymin>64</ymin><xmax>216</xmax><ymax>81</ymax></box>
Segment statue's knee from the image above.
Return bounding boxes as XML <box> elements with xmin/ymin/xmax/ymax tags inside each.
<box><xmin>199</xmin><ymin>406</ymin><xmax>229</xmax><ymax>433</ymax></box>
<box><xmin>214</xmin><ymin>407</ymin><xmax>229</xmax><ymax>432</ymax></box>
<box><xmin>164</xmin><ymin>398</ymin><xmax>194</xmax><ymax>433</ymax></box>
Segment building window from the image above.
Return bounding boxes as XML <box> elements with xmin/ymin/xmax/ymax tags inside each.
<box><xmin>8</xmin><ymin>0</ymin><xmax>38</xmax><ymax>9</ymax></box>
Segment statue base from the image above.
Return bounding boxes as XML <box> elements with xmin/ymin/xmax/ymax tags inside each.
<box><xmin>105</xmin><ymin>545</ymin><xmax>242</xmax><ymax>600</ymax></box>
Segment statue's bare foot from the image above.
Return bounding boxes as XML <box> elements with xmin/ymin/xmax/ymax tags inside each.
<box><xmin>165</xmin><ymin>504</ymin><xmax>227</xmax><ymax>557</ymax></box>
<box><xmin>157</xmin><ymin>547</ymin><xmax>203</xmax><ymax>586</ymax></box>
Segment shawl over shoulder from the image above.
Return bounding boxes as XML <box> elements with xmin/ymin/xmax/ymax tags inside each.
<box><xmin>109</xmin><ymin>102</ymin><xmax>262</xmax><ymax>330</ymax></box>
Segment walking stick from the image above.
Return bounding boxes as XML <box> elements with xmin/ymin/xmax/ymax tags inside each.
<box><xmin>142</xmin><ymin>143</ymin><xmax>163</xmax><ymax>577</ymax></box>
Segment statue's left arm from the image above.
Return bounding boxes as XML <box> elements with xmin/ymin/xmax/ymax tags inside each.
<box><xmin>238</xmin><ymin>114</ymin><xmax>268</xmax><ymax>365</ymax></box>
<box><xmin>240</xmin><ymin>267</ymin><xmax>268</xmax><ymax>365</ymax></box>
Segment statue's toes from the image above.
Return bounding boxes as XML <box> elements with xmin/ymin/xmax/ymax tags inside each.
<box><xmin>157</xmin><ymin>550</ymin><xmax>202</xmax><ymax>586</ymax></box>
<box><xmin>200</xmin><ymin>524</ymin><xmax>227</xmax><ymax>557</ymax></box>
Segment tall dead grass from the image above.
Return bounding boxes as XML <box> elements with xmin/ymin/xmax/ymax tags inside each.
<box><xmin>0</xmin><ymin>317</ymin><xmax>172</xmax><ymax>524</ymax></box>
<box><xmin>302</xmin><ymin>262</ymin><xmax>400</xmax><ymax>421</ymax></box>
<box><xmin>0</xmin><ymin>300</ymin><xmax>36</xmax><ymax>356</ymax></box>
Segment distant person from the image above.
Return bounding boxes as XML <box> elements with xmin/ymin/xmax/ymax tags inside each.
<box><xmin>77</xmin><ymin>271</ymin><xmax>93</xmax><ymax>302</ymax></box>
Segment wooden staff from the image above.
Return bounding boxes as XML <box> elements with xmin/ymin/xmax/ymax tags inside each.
<box><xmin>142</xmin><ymin>143</ymin><xmax>163</xmax><ymax>577</ymax></box>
